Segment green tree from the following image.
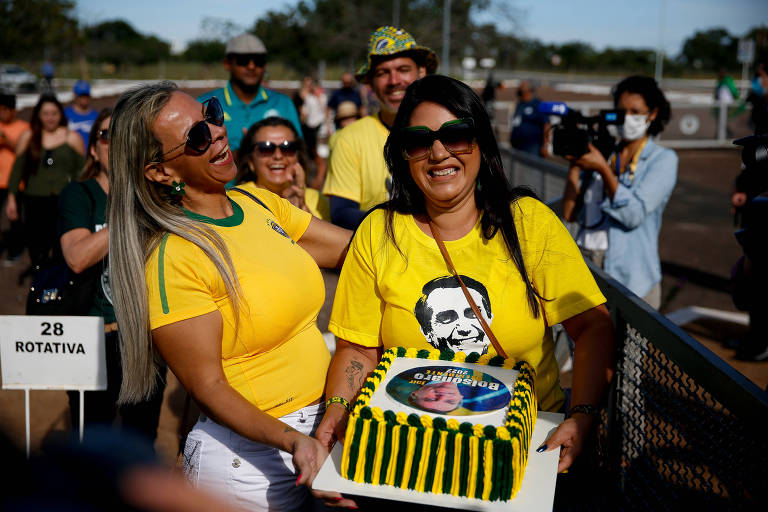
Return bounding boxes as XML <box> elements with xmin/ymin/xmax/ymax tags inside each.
<box><xmin>0</xmin><ymin>0</ymin><xmax>80</xmax><ymax>61</ymax></box>
<box><xmin>679</xmin><ymin>27</ymin><xmax>738</xmax><ymax>71</ymax></box>
<box><xmin>183</xmin><ymin>40</ymin><xmax>227</xmax><ymax>63</ymax></box>
<box><xmin>85</xmin><ymin>20</ymin><xmax>171</xmax><ymax>67</ymax></box>
<box><xmin>250</xmin><ymin>0</ymin><xmax>490</xmax><ymax>74</ymax></box>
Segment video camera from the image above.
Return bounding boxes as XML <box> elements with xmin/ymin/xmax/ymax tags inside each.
<box><xmin>538</xmin><ymin>101</ymin><xmax>625</xmax><ymax>159</ymax></box>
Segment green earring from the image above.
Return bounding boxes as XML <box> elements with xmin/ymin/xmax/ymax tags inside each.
<box><xmin>171</xmin><ymin>180</ymin><xmax>186</xmax><ymax>197</ymax></box>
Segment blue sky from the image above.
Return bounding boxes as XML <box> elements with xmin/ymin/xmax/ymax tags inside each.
<box><xmin>75</xmin><ymin>0</ymin><xmax>767</xmax><ymax>56</ymax></box>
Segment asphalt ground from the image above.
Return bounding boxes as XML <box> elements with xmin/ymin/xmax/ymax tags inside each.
<box><xmin>1</xmin><ymin>84</ymin><xmax>765</xmax><ymax>462</ymax></box>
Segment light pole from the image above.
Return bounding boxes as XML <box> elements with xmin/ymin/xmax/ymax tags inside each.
<box><xmin>393</xmin><ymin>0</ymin><xmax>400</xmax><ymax>27</ymax></box>
<box><xmin>654</xmin><ymin>0</ymin><xmax>666</xmax><ymax>84</ymax></box>
<box><xmin>442</xmin><ymin>0</ymin><xmax>451</xmax><ymax>74</ymax></box>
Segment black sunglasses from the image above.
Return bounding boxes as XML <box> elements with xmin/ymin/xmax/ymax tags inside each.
<box><xmin>97</xmin><ymin>129</ymin><xmax>109</xmax><ymax>144</ymax></box>
<box><xmin>160</xmin><ymin>97</ymin><xmax>225</xmax><ymax>161</ymax></box>
<box><xmin>401</xmin><ymin>118</ymin><xmax>476</xmax><ymax>161</ymax></box>
<box><xmin>255</xmin><ymin>140</ymin><xmax>299</xmax><ymax>157</ymax></box>
<box><xmin>232</xmin><ymin>54</ymin><xmax>266</xmax><ymax>67</ymax></box>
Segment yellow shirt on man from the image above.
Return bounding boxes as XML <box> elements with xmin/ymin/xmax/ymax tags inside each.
<box><xmin>146</xmin><ymin>188</ymin><xmax>330</xmax><ymax>418</ymax></box>
<box><xmin>323</xmin><ymin>114</ymin><xmax>390</xmax><ymax>211</ymax></box>
<box><xmin>328</xmin><ymin>197</ymin><xmax>606</xmax><ymax>412</ymax></box>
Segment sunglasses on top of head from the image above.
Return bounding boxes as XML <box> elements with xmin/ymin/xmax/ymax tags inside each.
<box><xmin>232</xmin><ymin>54</ymin><xmax>266</xmax><ymax>67</ymax></box>
<box><xmin>255</xmin><ymin>140</ymin><xmax>299</xmax><ymax>157</ymax></box>
<box><xmin>400</xmin><ymin>118</ymin><xmax>476</xmax><ymax>161</ymax></box>
<box><xmin>159</xmin><ymin>97</ymin><xmax>225</xmax><ymax>161</ymax></box>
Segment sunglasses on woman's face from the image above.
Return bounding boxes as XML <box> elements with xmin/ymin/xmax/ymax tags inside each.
<box><xmin>160</xmin><ymin>97</ymin><xmax>225</xmax><ymax>161</ymax></box>
<box><xmin>401</xmin><ymin>118</ymin><xmax>476</xmax><ymax>161</ymax></box>
<box><xmin>97</xmin><ymin>129</ymin><xmax>109</xmax><ymax>144</ymax></box>
<box><xmin>256</xmin><ymin>140</ymin><xmax>299</xmax><ymax>157</ymax></box>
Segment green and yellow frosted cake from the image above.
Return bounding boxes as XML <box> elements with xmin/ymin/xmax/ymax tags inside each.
<box><xmin>340</xmin><ymin>347</ymin><xmax>536</xmax><ymax>502</ymax></box>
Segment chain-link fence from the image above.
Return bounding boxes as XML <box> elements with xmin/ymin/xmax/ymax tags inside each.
<box><xmin>593</xmin><ymin>269</ymin><xmax>768</xmax><ymax>511</ymax></box>
<box><xmin>500</xmin><ymin>148</ymin><xmax>768</xmax><ymax>510</ymax></box>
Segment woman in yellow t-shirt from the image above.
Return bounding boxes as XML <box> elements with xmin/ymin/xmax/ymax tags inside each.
<box><xmin>236</xmin><ymin>117</ymin><xmax>330</xmax><ymax>221</ymax></box>
<box><xmin>107</xmin><ymin>82</ymin><xmax>350</xmax><ymax>510</ymax></box>
<box><xmin>316</xmin><ymin>75</ymin><xmax>615</xmax><ymax>478</ymax></box>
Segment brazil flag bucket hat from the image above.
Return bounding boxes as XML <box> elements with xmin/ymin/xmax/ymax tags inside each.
<box><xmin>355</xmin><ymin>26</ymin><xmax>438</xmax><ymax>83</ymax></box>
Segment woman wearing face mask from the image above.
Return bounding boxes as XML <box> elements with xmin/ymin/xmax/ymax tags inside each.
<box><xmin>562</xmin><ymin>75</ymin><xmax>676</xmax><ymax>308</ymax></box>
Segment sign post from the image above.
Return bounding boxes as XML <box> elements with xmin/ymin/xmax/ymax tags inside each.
<box><xmin>738</xmin><ymin>39</ymin><xmax>755</xmax><ymax>98</ymax></box>
<box><xmin>0</xmin><ymin>315</ymin><xmax>107</xmax><ymax>457</ymax></box>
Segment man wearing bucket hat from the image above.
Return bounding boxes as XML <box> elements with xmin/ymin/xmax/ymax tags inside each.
<box><xmin>64</xmin><ymin>80</ymin><xmax>98</xmax><ymax>150</ymax></box>
<box><xmin>323</xmin><ymin>26</ymin><xmax>437</xmax><ymax>229</ymax></box>
<box><xmin>198</xmin><ymin>33</ymin><xmax>302</xmax><ymax>154</ymax></box>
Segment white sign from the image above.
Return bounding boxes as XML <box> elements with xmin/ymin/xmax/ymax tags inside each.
<box><xmin>479</xmin><ymin>58</ymin><xmax>496</xmax><ymax>69</ymax></box>
<box><xmin>462</xmin><ymin>57</ymin><xmax>477</xmax><ymax>70</ymax></box>
<box><xmin>738</xmin><ymin>39</ymin><xmax>755</xmax><ymax>64</ymax></box>
<box><xmin>679</xmin><ymin>114</ymin><xmax>701</xmax><ymax>135</ymax></box>
<box><xmin>0</xmin><ymin>315</ymin><xmax>107</xmax><ymax>390</ymax></box>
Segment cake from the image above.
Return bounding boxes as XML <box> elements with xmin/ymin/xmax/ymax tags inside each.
<box><xmin>340</xmin><ymin>347</ymin><xmax>536</xmax><ymax>502</ymax></box>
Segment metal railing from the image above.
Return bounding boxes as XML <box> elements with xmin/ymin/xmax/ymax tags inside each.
<box><xmin>500</xmin><ymin>147</ymin><xmax>768</xmax><ymax>510</ymax></box>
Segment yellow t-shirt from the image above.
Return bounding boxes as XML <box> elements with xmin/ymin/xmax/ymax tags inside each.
<box><xmin>236</xmin><ymin>181</ymin><xmax>330</xmax><ymax>222</ymax></box>
<box><xmin>146</xmin><ymin>189</ymin><xmax>331</xmax><ymax>418</ymax></box>
<box><xmin>323</xmin><ymin>115</ymin><xmax>390</xmax><ymax>211</ymax></box>
<box><xmin>328</xmin><ymin>197</ymin><xmax>606</xmax><ymax>412</ymax></box>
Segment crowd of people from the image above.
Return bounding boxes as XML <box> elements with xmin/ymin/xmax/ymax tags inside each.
<box><xmin>2</xmin><ymin>20</ymin><xmax>761</xmax><ymax>512</ymax></box>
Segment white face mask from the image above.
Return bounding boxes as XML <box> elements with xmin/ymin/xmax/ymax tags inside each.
<box><xmin>619</xmin><ymin>114</ymin><xmax>650</xmax><ymax>141</ymax></box>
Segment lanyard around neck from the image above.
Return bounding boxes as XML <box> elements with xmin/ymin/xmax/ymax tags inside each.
<box><xmin>611</xmin><ymin>137</ymin><xmax>648</xmax><ymax>183</ymax></box>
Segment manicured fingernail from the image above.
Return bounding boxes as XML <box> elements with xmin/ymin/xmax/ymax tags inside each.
<box><xmin>331</xmin><ymin>497</ymin><xmax>343</xmax><ymax>501</ymax></box>
<box><xmin>295</xmin><ymin>474</ymin><xmax>302</xmax><ymax>485</ymax></box>
<box><xmin>536</xmin><ymin>444</ymin><xmax>547</xmax><ymax>453</ymax></box>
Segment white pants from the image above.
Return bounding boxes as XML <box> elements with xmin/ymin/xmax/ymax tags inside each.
<box><xmin>183</xmin><ymin>402</ymin><xmax>325</xmax><ymax>512</ymax></box>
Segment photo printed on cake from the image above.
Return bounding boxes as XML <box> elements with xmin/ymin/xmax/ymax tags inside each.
<box><xmin>385</xmin><ymin>365</ymin><xmax>512</xmax><ymax>417</ymax></box>
<box><xmin>414</xmin><ymin>275</ymin><xmax>493</xmax><ymax>355</ymax></box>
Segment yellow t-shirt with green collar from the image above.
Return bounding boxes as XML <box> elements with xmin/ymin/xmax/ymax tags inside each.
<box><xmin>323</xmin><ymin>114</ymin><xmax>390</xmax><ymax>211</ymax></box>
<box><xmin>145</xmin><ymin>188</ymin><xmax>330</xmax><ymax>418</ymax></box>
<box><xmin>328</xmin><ymin>196</ymin><xmax>606</xmax><ymax>412</ymax></box>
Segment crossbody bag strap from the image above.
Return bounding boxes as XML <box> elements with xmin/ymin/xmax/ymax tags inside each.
<box><xmin>427</xmin><ymin>219</ymin><xmax>508</xmax><ymax>359</ymax></box>
<box><xmin>229</xmin><ymin>187</ymin><xmax>274</xmax><ymax>214</ymax></box>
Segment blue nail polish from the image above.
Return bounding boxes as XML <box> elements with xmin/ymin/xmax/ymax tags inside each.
<box><xmin>536</xmin><ymin>444</ymin><xmax>547</xmax><ymax>453</ymax></box>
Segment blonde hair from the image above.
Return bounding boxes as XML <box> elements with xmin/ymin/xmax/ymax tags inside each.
<box><xmin>108</xmin><ymin>81</ymin><xmax>242</xmax><ymax>403</ymax></box>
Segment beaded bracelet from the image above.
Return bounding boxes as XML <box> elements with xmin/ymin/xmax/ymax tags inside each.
<box><xmin>567</xmin><ymin>404</ymin><xmax>599</xmax><ymax>417</ymax></box>
<box><xmin>326</xmin><ymin>395</ymin><xmax>351</xmax><ymax>412</ymax></box>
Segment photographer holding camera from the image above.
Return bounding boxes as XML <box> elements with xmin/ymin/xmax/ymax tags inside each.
<box><xmin>562</xmin><ymin>76</ymin><xmax>676</xmax><ymax>308</ymax></box>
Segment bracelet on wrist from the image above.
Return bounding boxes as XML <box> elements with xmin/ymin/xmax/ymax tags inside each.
<box><xmin>567</xmin><ymin>404</ymin><xmax>599</xmax><ymax>418</ymax></box>
<box><xmin>325</xmin><ymin>395</ymin><xmax>351</xmax><ymax>412</ymax></box>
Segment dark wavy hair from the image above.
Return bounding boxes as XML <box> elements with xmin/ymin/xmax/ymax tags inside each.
<box><xmin>23</xmin><ymin>94</ymin><xmax>68</xmax><ymax>181</ymax></box>
<box><xmin>612</xmin><ymin>75</ymin><xmax>671</xmax><ymax>136</ymax></box>
<box><xmin>383</xmin><ymin>74</ymin><xmax>543</xmax><ymax>317</ymax></box>
<box><xmin>236</xmin><ymin>116</ymin><xmax>307</xmax><ymax>185</ymax></box>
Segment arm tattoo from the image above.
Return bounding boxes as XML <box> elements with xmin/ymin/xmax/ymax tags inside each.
<box><xmin>284</xmin><ymin>426</ymin><xmax>298</xmax><ymax>433</ymax></box>
<box><xmin>345</xmin><ymin>358</ymin><xmax>364</xmax><ymax>393</ymax></box>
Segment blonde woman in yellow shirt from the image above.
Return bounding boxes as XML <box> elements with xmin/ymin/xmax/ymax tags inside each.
<box><xmin>316</xmin><ymin>76</ymin><xmax>616</xmax><ymax>489</ymax></box>
<box><xmin>108</xmin><ymin>82</ymin><xmax>350</xmax><ymax>511</ymax></box>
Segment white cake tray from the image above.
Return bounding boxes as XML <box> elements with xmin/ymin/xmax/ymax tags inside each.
<box><xmin>313</xmin><ymin>411</ymin><xmax>564</xmax><ymax>511</ymax></box>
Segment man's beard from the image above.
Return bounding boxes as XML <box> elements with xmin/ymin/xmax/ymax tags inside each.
<box><xmin>231</xmin><ymin>76</ymin><xmax>262</xmax><ymax>95</ymax></box>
